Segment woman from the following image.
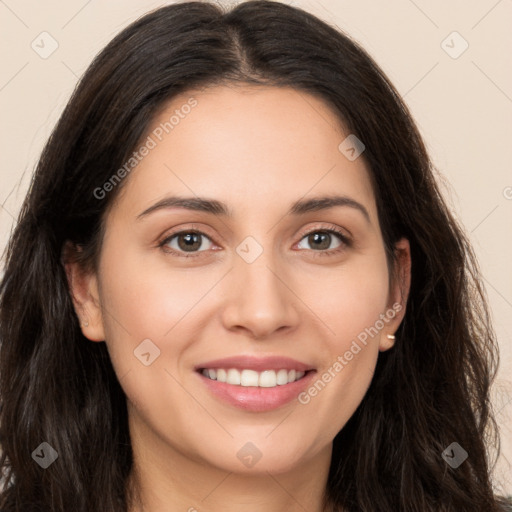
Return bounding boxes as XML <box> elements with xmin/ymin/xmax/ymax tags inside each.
<box><xmin>0</xmin><ymin>1</ymin><xmax>510</xmax><ymax>510</ymax></box>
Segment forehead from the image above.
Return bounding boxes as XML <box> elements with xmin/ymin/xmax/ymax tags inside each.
<box><xmin>110</xmin><ymin>85</ymin><xmax>377</xmax><ymax>225</ymax></box>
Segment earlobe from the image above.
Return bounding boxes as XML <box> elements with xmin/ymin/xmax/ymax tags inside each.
<box><xmin>380</xmin><ymin>238</ymin><xmax>411</xmax><ymax>352</ymax></box>
<box><xmin>379</xmin><ymin>333</ymin><xmax>397</xmax><ymax>352</ymax></box>
<box><xmin>62</xmin><ymin>242</ymin><xmax>105</xmax><ymax>342</ymax></box>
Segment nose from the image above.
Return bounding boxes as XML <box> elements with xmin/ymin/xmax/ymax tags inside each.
<box><xmin>220</xmin><ymin>249</ymin><xmax>300</xmax><ymax>340</ymax></box>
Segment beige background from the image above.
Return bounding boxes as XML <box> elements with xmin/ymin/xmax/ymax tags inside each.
<box><xmin>1</xmin><ymin>0</ymin><xmax>511</xmax><ymax>496</ymax></box>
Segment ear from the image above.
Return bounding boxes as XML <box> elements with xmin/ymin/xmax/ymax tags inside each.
<box><xmin>62</xmin><ymin>242</ymin><xmax>105</xmax><ymax>342</ymax></box>
<box><xmin>379</xmin><ymin>237</ymin><xmax>411</xmax><ymax>352</ymax></box>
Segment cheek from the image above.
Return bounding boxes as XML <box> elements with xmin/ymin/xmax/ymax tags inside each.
<box><xmin>96</xmin><ymin>247</ymin><xmax>206</xmax><ymax>434</ymax></box>
<box><xmin>98</xmin><ymin>240</ymin><xmax>211</xmax><ymax>339</ymax></box>
<box><xmin>300</xmin><ymin>252</ymin><xmax>390</xmax><ymax>344</ymax></box>
<box><xmin>95</xmin><ymin>238</ymin><xmax>191</xmax><ymax>378</ymax></box>
<box><xmin>295</xmin><ymin>252</ymin><xmax>389</xmax><ymax>424</ymax></box>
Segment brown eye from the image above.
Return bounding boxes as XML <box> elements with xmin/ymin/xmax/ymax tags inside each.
<box><xmin>306</xmin><ymin>232</ymin><xmax>333</xmax><ymax>250</ymax></box>
<box><xmin>296</xmin><ymin>229</ymin><xmax>347</xmax><ymax>252</ymax></box>
<box><xmin>161</xmin><ymin>231</ymin><xmax>214</xmax><ymax>255</ymax></box>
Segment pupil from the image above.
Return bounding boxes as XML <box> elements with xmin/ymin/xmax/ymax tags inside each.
<box><xmin>179</xmin><ymin>233</ymin><xmax>200</xmax><ymax>251</ymax></box>
<box><xmin>310</xmin><ymin>232</ymin><xmax>330</xmax><ymax>250</ymax></box>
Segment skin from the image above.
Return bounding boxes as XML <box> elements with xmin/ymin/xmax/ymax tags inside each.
<box><xmin>66</xmin><ymin>84</ymin><xmax>411</xmax><ymax>512</ymax></box>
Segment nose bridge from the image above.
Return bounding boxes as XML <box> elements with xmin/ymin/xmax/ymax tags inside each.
<box><xmin>235</xmin><ymin>234</ymin><xmax>287</xmax><ymax>306</ymax></box>
<box><xmin>238</xmin><ymin>240</ymin><xmax>281</xmax><ymax>296</ymax></box>
<box><xmin>220</xmin><ymin>234</ymin><xmax>299</xmax><ymax>337</ymax></box>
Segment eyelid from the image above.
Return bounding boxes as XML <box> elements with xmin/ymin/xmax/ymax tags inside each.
<box><xmin>295</xmin><ymin>222</ymin><xmax>351</xmax><ymax>244</ymax></box>
<box><xmin>158</xmin><ymin>222</ymin><xmax>352</xmax><ymax>258</ymax></box>
<box><xmin>157</xmin><ymin>223</ymin><xmax>219</xmax><ymax>255</ymax></box>
<box><xmin>158</xmin><ymin>223</ymin><xmax>218</xmax><ymax>244</ymax></box>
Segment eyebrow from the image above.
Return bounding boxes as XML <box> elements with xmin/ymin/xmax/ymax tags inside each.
<box><xmin>137</xmin><ymin>195</ymin><xmax>370</xmax><ymax>223</ymax></box>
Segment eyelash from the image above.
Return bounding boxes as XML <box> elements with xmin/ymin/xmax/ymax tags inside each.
<box><xmin>158</xmin><ymin>224</ymin><xmax>351</xmax><ymax>260</ymax></box>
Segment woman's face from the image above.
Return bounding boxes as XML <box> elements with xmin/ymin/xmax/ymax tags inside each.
<box><xmin>71</xmin><ymin>85</ymin><xmax>410</xmax><ymax>475</ymax></box>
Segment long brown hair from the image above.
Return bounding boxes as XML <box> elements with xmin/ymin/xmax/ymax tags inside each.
<box><xmin>0</xmin><ymin>1</ymin><xmax>510</xmax><ymax>510</ymax></box>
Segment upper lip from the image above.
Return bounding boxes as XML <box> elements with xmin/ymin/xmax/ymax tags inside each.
<box><xmin>195</xmin><ymin>355</ymin><xmax>314</xmax><ymax>373</ymax></box>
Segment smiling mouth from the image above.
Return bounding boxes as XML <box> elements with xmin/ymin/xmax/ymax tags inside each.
<box><xmin>198</xmin><ymin>368</ymin><xmax>310</xmax><ymax>388</ymax></box>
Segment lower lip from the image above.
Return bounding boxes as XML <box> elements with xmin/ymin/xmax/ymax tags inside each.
<box><xmin>197</xmin><ymin>371</ymin><xmax>317</xmax><ymax>412</ymax></box>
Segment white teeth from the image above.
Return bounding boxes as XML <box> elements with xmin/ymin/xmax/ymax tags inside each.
<box><xmin>276</xmin><ymin>369</ymin><xmax>288</xmax><ymax>385</ymax></box>
<box><xmin>201</xmin><ymin>367</ymin><xmax>307</xmax><ymax>387</ymax></box>
<box><xmin>226</xmin><ymin>368</ymin><xmax>241</xmax><ymax>385</ymax></box>
<box><xmin>259</xmin><ymin>370</ymin><xmax>277</xmax><ymax>387</ymax></box>
<box><xmin>240</xmin><ymin>369</ymin><xmax>259</xmax><ymax>387</ymax></box>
